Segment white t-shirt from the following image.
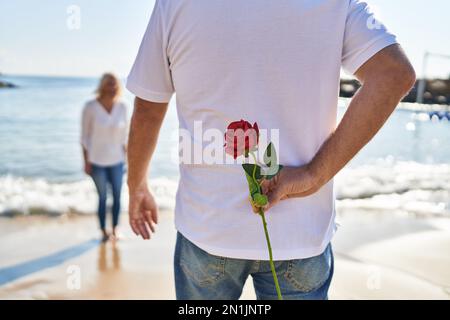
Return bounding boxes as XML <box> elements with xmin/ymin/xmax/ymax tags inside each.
<box><xmin>127</xmin><ymin>0</ymin><xmax>397</xmax><ymax>260</ymax></box>
<box><xmin>81</xmin><ymin>99</ymin><xmax>128</xmax><ymax>166</ymax></box>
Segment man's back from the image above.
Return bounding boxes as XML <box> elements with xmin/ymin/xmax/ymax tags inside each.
<box><xmin>127</xmin><ymin>0</ymin><xmax>397</xmax><ymax>260</ymax></box>
<box><xmin>166</xmin><ymin>0</ymin><xmax>346</xmax><ymax>164</ymax></box>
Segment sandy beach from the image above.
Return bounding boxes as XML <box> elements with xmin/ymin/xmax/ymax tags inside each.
<box><xmin>0</xmin><ymin>210</ymin><xmax>449</xmax><ymax>300</ymax></box>
<box><xmin>1</xmin><ymin>75</ymin><xmax>449</xmax><ymax>300</ymax></box>
<box><xmin>1</xmin><ymin>0</ymin><xmax>450</xmax><ymax>304</ymax></box>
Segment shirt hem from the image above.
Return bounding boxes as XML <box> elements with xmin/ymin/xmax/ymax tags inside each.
<box><xmin>125</xmin><ymin>79</ymin><xmax>173</xmax><ymax>103</ymax></box>
<box><xmin>176</xmin><ymin>221</ymin><xmax>337</xmax><ymax>261</ymax></box>
<box><xmin>344</xmin><ymin>35</ymin><xmax>398</xmax><ymax>75</ymax></box>
<box><xmin>88</xmin><ymin>158</ymin><xmax>125</xmax><ymax>167</ymax></box>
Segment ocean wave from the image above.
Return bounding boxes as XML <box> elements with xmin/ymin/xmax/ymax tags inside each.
<box><xmin>336</xmin><ymin>160</ymin><xmax>450</xmax><ymax>216</ymax></box>
<box><xmin>0</xmin><ymin>160</ymin><xmax>448</xmax><ymax>217</ymax></box>
<box><xmin>0</xmin><ymin>175</ymin><xmax>178</xmax><ymax>216</ymax></box>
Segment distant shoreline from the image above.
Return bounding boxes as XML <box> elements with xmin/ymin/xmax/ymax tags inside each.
<box><xmin>1</xmin><ymin>73</ymin><xmax>450</xmax><ymax>107</ymax></box>
<box><xmin>341</xmin><ymin>78</ymin><xmax>450</xmax><ymax>106</ymax></box>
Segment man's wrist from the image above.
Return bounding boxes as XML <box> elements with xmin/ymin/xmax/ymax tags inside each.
<box><xmin>128</xmin><ymin>180</ymin><xmax>148</xmax><ymax>195</ymax></box>
<box><xmin>306</xmin><ymin>159</ymin><xmax>330</xmax><ymax>188</ymax></box>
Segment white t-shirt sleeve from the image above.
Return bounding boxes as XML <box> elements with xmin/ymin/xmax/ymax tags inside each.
<box><xmin>80</xmin><ymin>103</ymin><xmax>92</xmax><ymax>149</ymax></box>
<box><xmin>341</xmin><ymin>0</ymin><xmax>398</xmax><ymax>75</ymax></box>
<box><xmin>126</xmin><ymin>0</ymin><xmax>175</xmax><ymax>103</ymax></box>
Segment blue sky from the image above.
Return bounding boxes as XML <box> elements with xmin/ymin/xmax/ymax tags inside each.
<box><xmin>1</xmin><ymin>0</ymin><xmax>449</xmax><ymax>78</ymax></box>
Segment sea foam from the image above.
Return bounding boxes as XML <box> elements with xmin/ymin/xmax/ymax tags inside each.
<box><xmin>0</xmin><ymin>175</ymin><xmax>178</xmax><ymax>216</ymax></box>
<box><xmin>0</xmin><ymin>160</ymin><xmax>448</xmax><ymax>217</ymax></box>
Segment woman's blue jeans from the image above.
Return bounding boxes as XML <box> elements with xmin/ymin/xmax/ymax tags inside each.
<box><xmin>90</xmin><ymin>162</ymin><xmax>124</xmax><ymax>230</ymax></box>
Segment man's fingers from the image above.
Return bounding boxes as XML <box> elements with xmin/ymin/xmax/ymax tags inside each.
<box><xmin>143</xmin><ymin>210</ymin><xmax>156</xmax><ymax>233</ymax></box>
<box><xmin>152</xmin><ymin>206</ymin><xmax>159</xmax><ymax>225</ymax></box>
<box><xmin>148</xmin><ymin>221</ymin><xmax>156</xmax><ymax>233</ymax></box>
<box><xmin>137</xmin><ymin>219</ymin><xmax>150</xmax><ymax>239</ymax></box>
<box><xmin>260</xmin><ymin>179</ymin><xmax>270</xmax><ymax>195</ymax></box>
<box><xmin>251</xmin><ymin>202</ymin><xmax>258</xmax><ymax>213</ymax></box>
<box><xmin>261</xmin><ymin>177</ymin><xmax>278</xmax><ymax>195</ymax></box>
<box><xmin>144</xmin><ymin>211</ymin><xmax>156</xmax><ymax>233</ymax></box>
<box><xmin>265</xmin><ymin>188</ymin><xmax>283</xmax><ymax>211</ymax></box>
<box><xmin>286</xmin><ymin>187</ymin><xmax>318</xmax><ymax>199</ymax></box>
<box><xmin>248</xmin><ymin>196</ymin><xmax>260</xmax><ymax>214</ymax></box>
<box><xmin>130</xmin><ymin>218</ymin><xmax>140</xmax><ymax>236</ymax></box>
<box><xmin>128</xmin><ymin>203</ymin><xmax>139</xmax><ymax>235</ymax></box>
<box><xmin>144</xmin><ymin>196</ymin><xmax>159</xmax><ymax>224</ymax></box>
<box><xmin>131</xmin><ymin>216</ymin><xmax>154</xmax><ymax>239</ymax></box>
<box><xmin>263</xmin><ymin>188</ymin><xmax>314</xmax><ymax>211</ymax></box>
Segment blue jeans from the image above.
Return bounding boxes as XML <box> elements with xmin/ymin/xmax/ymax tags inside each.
<box><xmin>174</xmin><ymin>231</ymin><xmax>334</xmax><ymax>300</ymax></box>
<box><xmin>90</xmin><ymin>162</ymin><xmax>124</xmax><ymax>230</ymax></box>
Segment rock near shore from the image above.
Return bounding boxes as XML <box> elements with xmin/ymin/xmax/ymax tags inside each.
<box><xmin>0</xmin><ymin>80</ymin><xmax>18</xmax><ymax>88</ymax></box>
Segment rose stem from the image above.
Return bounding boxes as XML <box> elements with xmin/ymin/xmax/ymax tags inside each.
<box><xmin>250</xmin><ymin>151</ymin><xmax>282</xmax><ymax>300</ymax></box>
<box><xmin>259</xmin><ymin>207</ymin><xmax>282</xmax><ymax>300</ymax></box>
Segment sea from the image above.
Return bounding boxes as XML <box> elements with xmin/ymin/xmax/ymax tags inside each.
<box><xmin>0</xmin><ymin>75</ymin><xmax>449</xmax><ymax>217</ymax></box>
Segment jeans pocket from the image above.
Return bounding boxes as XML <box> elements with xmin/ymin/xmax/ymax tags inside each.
<box><xmin>179</xmin><ymin>235</ymin><xmax>226</xmax><ymax>287</ymax></box>
<box><xmin>283</xmin><ymin>244</ymin><xmax>332</xmax><ymax>293</ymax></box>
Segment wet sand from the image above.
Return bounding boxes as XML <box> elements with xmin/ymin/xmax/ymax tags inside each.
<box><xmin>0</xmin><ymin>210</ymin><xmax>449</xmax><ymax>300</ymax></box>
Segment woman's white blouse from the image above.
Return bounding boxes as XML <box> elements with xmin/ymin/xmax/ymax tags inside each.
<box><xmin>81</xmin><ymin>99</ymin><xmax>128</xmax><ymax>166</ymax></box>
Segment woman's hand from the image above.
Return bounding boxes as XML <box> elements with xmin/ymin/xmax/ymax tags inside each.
<box><xmin>259</xmin><ymin>165</ymin><xmax>325</xmax><ymax>211</ymax></box>
<box><xmin>84</xmin><ymin>162</ymin><xmax>92</xmax><ymax>176</ymax></box>
<box><xmin>128</xmin><ymin>185</ymin><xmax>158</xmax><ymax>240</ymax></box>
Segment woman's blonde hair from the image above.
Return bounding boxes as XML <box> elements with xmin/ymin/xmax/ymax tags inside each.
<box><xmin>95</xmin><ymin>73</ymin><xmax>122</xmax><ymax>99</ymax></box>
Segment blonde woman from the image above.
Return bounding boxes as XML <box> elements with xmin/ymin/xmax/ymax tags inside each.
<box><xmin>81</xmin><ymin>73</ymin><xmax>128</xmax><ymax>242</ymax></box>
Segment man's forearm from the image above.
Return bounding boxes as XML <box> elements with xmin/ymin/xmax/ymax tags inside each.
<box><xmin>308</xmin><ymin>45</ymin><xmax>416</xmax><ymax>186</ymax></box>
<box><xmin>127</xmin><ymin>97</ymin><xmax>168</xmax><ymax>193</ymax></box>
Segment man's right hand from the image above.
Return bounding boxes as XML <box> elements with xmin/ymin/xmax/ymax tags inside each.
<box><xmin>128</xmin><ymin>186</ymin><xmax>159</xmax><ymax>240</ymax></box>
<box><xmin>127</xmin><ymin>97</ymin><xmax>168</xmax><ymax>240</ymax></box>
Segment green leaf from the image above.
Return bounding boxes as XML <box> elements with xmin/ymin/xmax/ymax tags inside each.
<box><xmin>242</xmin><ymin>163</ymin><xmax>263</xmax><ymax>180</ymax></box>
<box><xmin>244</xmin><ymin>172</ymin><xmax>260</xmax><ymax>196</ymax></box>
<box><xmin>263</xmin><ymin>143</ymin><xmax>282</xmax><ymax>179</ymax></box>
<box><xmin>262</xmin><ymin>164</ymin><xmax>283</xmax><ymax>180</ymax></box>
<box><xmin>263</xmin><ymin>142</ymin><xmax>278</xmax><ymax>167</ymax></box>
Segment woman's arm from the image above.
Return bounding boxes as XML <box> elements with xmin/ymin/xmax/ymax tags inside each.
<box><xmin>82</xmin><ymin>147</ymin><xmax>91</xmax><ymax>175</ymax></box>
<box><xmin>123</xmin><ymin>103</ymin><xmax>129</xmax><ymax>156</ymax></box>
<box><xmin>81</xmin><ymin>104</ymin><xmax>93</xmax><ymax>175</ymax></box>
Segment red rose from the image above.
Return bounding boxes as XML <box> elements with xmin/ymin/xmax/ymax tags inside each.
<box><xmin>224</xmin><ymin>120</ymin><xmax>259</xmax><ymax>159</ymax></box>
